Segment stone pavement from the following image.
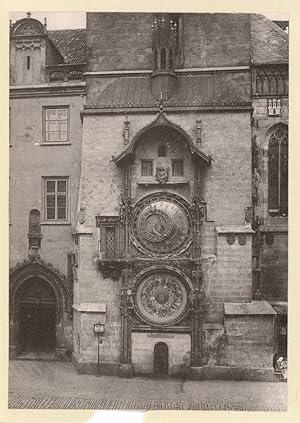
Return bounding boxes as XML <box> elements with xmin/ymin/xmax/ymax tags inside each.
<box><xmin>8</xmin><ymin>360</ymin><xmax>287</xmax><ymax>410</ymax></box>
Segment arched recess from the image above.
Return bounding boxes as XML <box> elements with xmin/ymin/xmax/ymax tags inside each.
<box><xmin>9</xmin><ymin>258</ymin><xmax>70</xmax><ymax>359</ymax></box>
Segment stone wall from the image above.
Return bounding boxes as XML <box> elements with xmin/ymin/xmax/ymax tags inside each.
<box><xmin>86</xmin><ymin>13</ymin><xmax>251</xmax><ymax>71</ymax></box>
<box><xmin>206</xmin><ymin>231</ymin><xmax>253</xmax><ymax>303</ymax></box>
<box><xmin>86</xmin><ymin>13</ymin><xmax>153</xmax><ymax>72</ymax></box>
<box><xmin>183</xmin><ymin>14</ymin><xmax>250</xmax><ymax>68</ymax></box>
<box><xmin>261</xmin><ymin>232</ymin><xmax>288</xmax><ymax>300</ymax></box>
<box><xmin>224</xmin><ymin>313</ymin><xmax>274</xmax><ymax>368</ymax></box>
<box><xmin>131</xmin><ymin>332</ymin><xmax>191</xmax><ymax>376</ymax></box>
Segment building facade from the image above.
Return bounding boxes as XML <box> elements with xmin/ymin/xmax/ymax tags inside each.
<box><xmin>9</xmin><ymin>13</ymin><xmax>86</xmax><ymax>359</ymax></box>
<box><xmin>9</xmin><ymin>13</ymin><xmax>288</xmax><ymax>380</ymax></box>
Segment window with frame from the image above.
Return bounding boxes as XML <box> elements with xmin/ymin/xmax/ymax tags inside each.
<box><xmin>172</xmin><ymin>159</ymin><xmax>184</xmax><ymax>176</ymax></box>
<box><xmin>141</xmin><ymin>160</ymin><xmax>153</xmax><ymax>176</ymax></box>
<box><xmin>158</xmin><ymin>145</ymin><xmax>167</xmax><ymax>157</ymax></box>
<box><xmin>268</xmin><ymin>127</ymin><xmax>288</xmax><ymax>216</ymax></box>
<box><xmin>44</xmin><ymin>107</ymin><xmax>68</xmax><ymax>143</ymax></box>
<box><xmin>44</xmin><ymin>178</ymin><xmax>68</xmax><ymax>221</ymax></box>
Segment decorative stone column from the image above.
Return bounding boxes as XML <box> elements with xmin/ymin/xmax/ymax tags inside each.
<box><xmin>189</xmin><ymin>269</ymin><xmax>205</xmax><ymax>368</ymax></box>
<box><xmin>119</xmin><ymin>267</ymin><xmax>134</xmax><ymax>378</ymax></box>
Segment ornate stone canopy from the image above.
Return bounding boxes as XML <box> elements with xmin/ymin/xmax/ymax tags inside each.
<box><xmin>112</xmin><ymin>111</ymin><xmax>212</xmax><ymax>167</ymax></box>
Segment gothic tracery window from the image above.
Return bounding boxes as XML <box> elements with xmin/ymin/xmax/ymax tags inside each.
<box><xmin>268</xmin><ymin>127</ymin><xmax>288</xmax><ymax>216</ymax></box>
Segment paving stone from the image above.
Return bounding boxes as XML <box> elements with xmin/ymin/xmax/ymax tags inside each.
<box><xmin>8</xmin><ymin>360</ymin><xmax>287</xmax><ymax>411</ymax></box>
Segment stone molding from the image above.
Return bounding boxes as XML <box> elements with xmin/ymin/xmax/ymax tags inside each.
<box><xmin>224</xmin><ymin>300</ymin><xmax>276</xmax><ymax>315</ymax></box>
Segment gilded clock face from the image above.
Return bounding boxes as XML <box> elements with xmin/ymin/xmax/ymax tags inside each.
<box><xmin>132</xmin><ymin>193</ymin><xmax>192</xmax><ymax>255</ymax></box>
<box><xmin>135</xmin><ymin>271</ymin><xmax>188</xmax><ymax>325</ymax></box>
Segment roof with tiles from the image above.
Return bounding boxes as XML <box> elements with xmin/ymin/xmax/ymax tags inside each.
<box><xmin>87</xmin><ymin>72</ymin><xmax>251</xmax><ymax>110</ymax></box>
<box><xmin>48</xmin><ymin>29</ymin><xmax>87</xmax><ymax>64</ymax></box>
<box><xmin>251</xmin><ymin>14</ymin><xmax>288</xmax><ymax>65</ymax></box>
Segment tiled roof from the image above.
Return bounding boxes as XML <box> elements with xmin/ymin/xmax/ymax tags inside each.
<box><xmin>88</xmin><ymin>73</ymin><xmax>251</xmax><ymax>110</ymax></box>
<box><xmin>251</xmin><ymin>14</ymin><xmax>288</xmax><ymax>65</ymax></box>
<box><xmin>48</xmin><ymin>29</ymin><xmax>86</xmax><ymax>64</ymax></box>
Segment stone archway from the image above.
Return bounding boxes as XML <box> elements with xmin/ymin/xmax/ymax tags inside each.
<box><xmin>9</xmin><ymin>258</ymin><xmax>71</xmax><ymax>360</ymax></box>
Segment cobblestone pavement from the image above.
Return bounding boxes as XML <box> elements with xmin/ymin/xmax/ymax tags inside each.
<box><xmin>8</xmin><ymin>360</ymin><xmax>287</xmax><ymax>411</ymax></box>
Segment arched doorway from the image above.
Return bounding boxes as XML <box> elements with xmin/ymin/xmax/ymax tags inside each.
<box><xmin>16</xmin><ymin>277</ymin><xmax>57</xmax><ymax>357</ymax></box>
<box><xmin>9</xmin><ymin>259</ymin><xmax>70</xmax><ymax>360</ymax></box>
<box><xmin>154</xmin><ymin>342</ymin><xmax>169</xmax><ymax>376</ymax></box>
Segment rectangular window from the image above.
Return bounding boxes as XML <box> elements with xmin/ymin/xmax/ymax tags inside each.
<box><xmin>172</xmin><ymin>159</ymin><xmax>184</xmax><ymax>176</ymax></box>
<box><xmin>141</xmin><ymin>160</ymin><xmax>153</xmax><ymax>176</ymax></box>
<box><xmin>44</xmin><ymin>178</ymin><xmax>68</xmax><ymax>221</ymax></box>
<box><xmin>26</xmin><ymin>56</ymin><xmax>31</xmax><ymax>70</ymax></box>
<box><xmin>44</xmin><ymin>107</ymin><xmax>68</xmax><ymax>143</ymax></box>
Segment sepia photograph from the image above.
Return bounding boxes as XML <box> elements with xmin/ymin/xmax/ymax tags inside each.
<box><xmin>7</xmin><ymin>10</ymin><xmax>288</xmax><ymax>412</ymax></box>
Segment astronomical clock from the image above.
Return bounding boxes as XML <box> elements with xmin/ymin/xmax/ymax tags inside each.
<box><xmin>96</xmin><ymin>112</ymin><xmax>211</xmax><ymax>370</ymax></box>
<box><xmin>132</xmin><ymin>193</ymin><xmax>193</xmax><ymax>256</ymax></box>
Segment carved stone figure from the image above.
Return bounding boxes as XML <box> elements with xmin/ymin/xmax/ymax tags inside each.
<box><xmin>156</xmin><ymin>166</ymin><xmax>169</xmax><ymax>184</ymax></box>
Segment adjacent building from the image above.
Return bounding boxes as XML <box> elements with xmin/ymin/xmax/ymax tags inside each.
<box><xmin>9</xmin><ymin>12</ymin><xmax>288</xmax><ymax>380</ymax></box>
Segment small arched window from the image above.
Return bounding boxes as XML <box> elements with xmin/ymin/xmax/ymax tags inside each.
<box><xmin>268</xmin><ymin>126</ymin><xmax>288</xmax><ymax>216</ymax></box>
<box><xmin>161</xmin><ymin>48</ymin><xmax>166</xmax><ymax>70</ymax></box>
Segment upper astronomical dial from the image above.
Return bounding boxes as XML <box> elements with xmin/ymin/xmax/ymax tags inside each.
<box><xmin>132</xmin><ymin>193</ymin><xmax>193</xmax><ymax>255</ymax></box>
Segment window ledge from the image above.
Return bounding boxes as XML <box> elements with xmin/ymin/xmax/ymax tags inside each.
<box><xmin>40</xmin><ymin>142</ymin><xmax>71</xmax><ymax>146</ymax></box>
<box><xmin>41</xmin><ymin>221</ymin><xmax>71</xmax><ymax>226</ymax></box>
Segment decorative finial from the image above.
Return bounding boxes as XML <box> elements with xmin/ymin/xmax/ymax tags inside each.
<box><xmin>26</xmin><ymin>12</ymin><xmax>31</xmax><ymax>18</ymax></box>
<box><xmin>159</xmin><ymin>91</ymin><xmax>164</xmax><ymax>112</ymax></box>
<box><xmin>44</xmin><ymin>17</ymin><xmax>47</xmax><ymax>29</ymax></box>
<box><xmin>122</xmin><ymin>115</ymin><xmax>130</xmax><ymax>145</ymax></box>
<box><xmin>195</xmin><ymin>119</ymin><xmax>202</xmax><ymax>146</ymax></box>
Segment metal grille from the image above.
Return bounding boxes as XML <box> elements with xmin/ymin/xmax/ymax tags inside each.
<box><xmin>106</xmin><ymin>227</ymin><xmax>116</xmax><ymax>259</ymax></box>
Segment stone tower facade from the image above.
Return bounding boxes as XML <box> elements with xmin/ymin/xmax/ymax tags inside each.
<box><xmin>71</xmin><ymin>13</ymin><xmax>286</xmax><ymax>380</ymax></box>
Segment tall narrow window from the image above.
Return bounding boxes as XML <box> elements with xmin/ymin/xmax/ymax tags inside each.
<box><xmin>26</xmin><ymin>56</ymin><xmax>31</xmax><ymax>70</ymax></box>
<box><xmin>268</xmin><ymin>127</ymin><xmax>288</xmax><ymax>216</ymax></box>
<box><xmin>161</xmin><ymin>48</ymin><xmax>166</xmax><ymax>70</ymax></box>
<box><xmin>169</xmin><ymin>49</ymin><xmax>174</xmax><ymax>69</ymax></box>
<box><xmin>153</xmin><ymin>49</ymin><xmax>158</xmax><ymax>71</ymax></box>
<box><xmin>172</xmin><ymin>159</ymin><xmax>184</xmax><ymax>176</ymax></box>
<box><xmin>141</xmin><ymin>160</ymin><xmax>153</xmax><ymax>176</ymax></box>
<box><xmin>44</xmin><ymin>178</ymin><xmax>68</xmax><ymax>221</ymax></box>
<box><xmin>44</xmin><ymin>107</ymin><xmax>69</xmax><ymax>143</ymax></box>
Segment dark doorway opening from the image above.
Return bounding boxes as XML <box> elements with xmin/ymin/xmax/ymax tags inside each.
<box><xmin>19</xmin><ymin>303</ymin><xmax>56</xmax><ymax>354</ymax></box>
<box><xmin>16</xmin><ymin>277</ymin><xmax>57</xmax><ymax>357</ymax></box>
<box><xmin>154</xmin><ymin>342</ymin><xmax>169</xmax><ymax>377</ymax></box>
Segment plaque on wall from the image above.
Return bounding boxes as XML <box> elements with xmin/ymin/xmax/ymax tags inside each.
<box><xmin>132</xmin><ymin>193</ymin><xmax>193</xmax><ymax>255</ymax></box>
<box><xmin>135</xmin><ymin>271</ymin><xmax>188</xmax><ymax>326</ymax></box>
